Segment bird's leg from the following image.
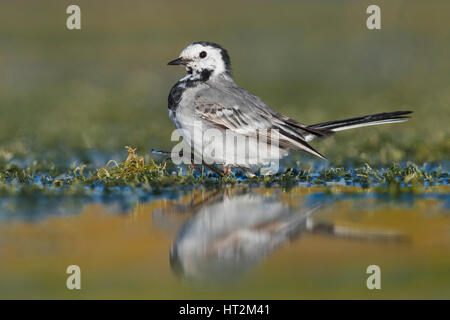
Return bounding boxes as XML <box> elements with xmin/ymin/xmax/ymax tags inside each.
<box><xmin>187</xmin><ymin>165</ymin><xmax>196</xmax><ymax>174</ymax></box>
<box><xmin>153</xmin><ymin>149</ymin><xmax>225</xmax><ymax>177</ymax></box>
<box><xmin>223</xmin><ymin>164</ymin><xmax>232</xmax><ymax>176</ymax></box>
<box><xmin>201</xmin><ymin>161</ymin><xmax>225</xmax><ymax>177</ymax></box>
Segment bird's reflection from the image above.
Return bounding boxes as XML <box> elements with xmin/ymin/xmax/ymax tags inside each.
<box><xmin>153</xmin><ymin>189</ymin><xmax>407</xmax><ymax>284</ymax></box>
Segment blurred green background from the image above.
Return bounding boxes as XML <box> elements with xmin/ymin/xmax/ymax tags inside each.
<box><xmin>0</xmin><ymin>0</ymin><xmax>449</xmax><ymax>165</ymax></box>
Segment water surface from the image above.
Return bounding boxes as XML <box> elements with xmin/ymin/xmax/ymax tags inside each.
<box><xmin>1</xmin><ymin>185</ymin><xmax>449</xmax><ymax>299</ymax></box>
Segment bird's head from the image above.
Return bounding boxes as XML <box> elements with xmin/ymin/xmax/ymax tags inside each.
<box><xmin>168</xmin><ymin>41</ymin><xmax>232</xmax><ymax>81</ymax></box>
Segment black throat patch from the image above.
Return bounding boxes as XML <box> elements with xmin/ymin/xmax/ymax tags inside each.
<box><xmin>168</xmin><ymin>69</ymin><xmax>211</xmax><ymax>112</ymax></box>
<box><xmin>199</xmin><ymin>69</ymin><xmax>212</xmax><ymax>82</ymax></box>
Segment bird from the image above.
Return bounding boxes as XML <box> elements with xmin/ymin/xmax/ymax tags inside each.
<box><xmin>166</xmin><ymin>189</ymin><xmax>406</xmax><ymax>283</ymax></box>
<box><xmin>167</xmin><ymin>41</ymin><xmax>412</xmax><ymax>176</ymax></box>
<box><xmin>169</xmin><ymin>192</ymin><xmax>318</xmax><ymax>283</ymax></box>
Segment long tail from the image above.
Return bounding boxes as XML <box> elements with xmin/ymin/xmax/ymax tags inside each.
<box><xmin>308</xmin><ymin>111</ymin><xmax>412</xmax><ymax>132</ymax></box>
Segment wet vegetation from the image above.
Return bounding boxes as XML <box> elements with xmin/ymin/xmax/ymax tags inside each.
<box><xmin>0</xmin><ymin>147</ymin><xmax>447</xmax><ymax>200</ymax></box>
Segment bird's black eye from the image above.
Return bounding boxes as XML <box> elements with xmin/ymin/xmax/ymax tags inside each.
<box><xmin>199</xmin><ymin>51</ymin><xmax>207</xmax><ymax>58</ymax></box>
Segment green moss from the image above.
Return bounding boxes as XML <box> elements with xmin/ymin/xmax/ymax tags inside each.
<box><xmin>0</xmin><ymin>147</ymin><xmax>447</xmax><ymax>199</ymax></box>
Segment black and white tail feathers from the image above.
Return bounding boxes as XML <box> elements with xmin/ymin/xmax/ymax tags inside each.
<box><xmin>308</xmin><ymin>111</ymin><xmax>412</xmax><ymax>133</ymax></box>
<box><xmin>284</xmin><ymin>111</ymin><xmax>412</xmax><ymax>160</ymax></box>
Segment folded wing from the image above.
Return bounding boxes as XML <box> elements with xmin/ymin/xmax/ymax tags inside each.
<box><xmin>194</xmin><ymin>87</ymin><xmax>329</xmax><ymax>159</ymax></box>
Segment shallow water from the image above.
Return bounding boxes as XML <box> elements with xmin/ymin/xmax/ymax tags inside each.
<box><xmin>0</xmin><ymin>185</ymin><xmax>449</xmax><ymax>299</ymax></box>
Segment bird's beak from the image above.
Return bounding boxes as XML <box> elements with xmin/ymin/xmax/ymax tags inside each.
<box><xmin>167</xmin><ymin>57</ymin><xmax>187</xmax><ymax>66</ymax></box>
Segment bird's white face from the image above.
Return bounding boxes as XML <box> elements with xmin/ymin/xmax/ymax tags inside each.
<box><xmin>182</xmin><ymin>44</ymin><xmax>225</xmax><ymax>74</ymax></box>
<box><xmin>168</xmin><ymin>42</ymin><xmax>231</xmax><ymax>80</ymax></box>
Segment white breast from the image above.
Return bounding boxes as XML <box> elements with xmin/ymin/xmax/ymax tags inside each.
<box><xmin>171</xmin><ymin>85</ymin><xmax>288</xmax><ymax>172</ymax></box>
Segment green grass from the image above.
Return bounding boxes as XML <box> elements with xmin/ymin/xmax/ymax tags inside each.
<box><xmin>0</xmin><ymin>147</ymin><xmax>447</xmax><ymax>199</ymax></box>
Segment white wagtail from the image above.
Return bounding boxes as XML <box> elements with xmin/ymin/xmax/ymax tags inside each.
<box><xmin>167</xmin><ymin>41</ymin><xmax>412</xmax><ymax>175</ymax></box>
